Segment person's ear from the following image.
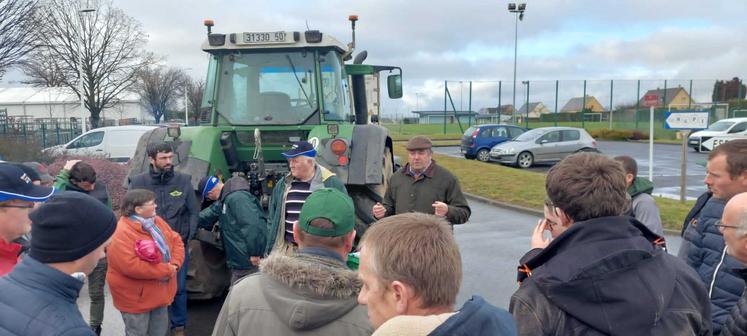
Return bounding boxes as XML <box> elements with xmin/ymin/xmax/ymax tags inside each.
<box><xmin>292</xmin><ymin>221</ymin><xmax>301</xmax><ymax>243</ymax></box>
<box><xmin>344</xmin><ymin>230</ymin><xmax>356</xmax><ymax>253</ymax></box>
<box><xmin>555</xmin><ymin>207</ymin><xmax>574</xmax><ymax>227</ymax></box>
<box><xmin>390</xmin><ymin>280</ymin><xmax>411</xmax><ymax>315</ymax></box>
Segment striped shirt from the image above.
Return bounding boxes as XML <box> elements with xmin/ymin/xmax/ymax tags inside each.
<box><xmin>284</xmin><ymin>181</ymin><xmax>312</xmax><ymax>244</ymax></box>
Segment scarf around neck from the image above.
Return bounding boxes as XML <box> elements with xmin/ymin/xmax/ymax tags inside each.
<box><xmin>130</xmin><ymin>215</ymin><xmax>170</xmax><ymax>263</ymax></box>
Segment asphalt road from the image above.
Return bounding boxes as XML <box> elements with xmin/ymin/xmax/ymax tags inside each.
<box><xmin>435</xmin><ymin>141</ymin><xmax>709</xmax><ymax>199</ymax></box>
<box><xmin>77</xmin><ymin>200</ymin><xmax>684</xmax><ymax>335</ymax></box>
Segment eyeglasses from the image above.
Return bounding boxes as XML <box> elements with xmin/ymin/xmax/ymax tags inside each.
<box><xmin>715</xmin><ymin>220</ymin><xmax>740</xmax><ymax>231</ymax></box>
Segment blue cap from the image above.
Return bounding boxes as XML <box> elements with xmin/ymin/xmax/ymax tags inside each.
<box><xmin>198</xmin><ymin>176</ymin><xmax>220</xmax><ymax>200</ymax></box>
<box><xmin>0</xmin><ymin>163</ymin><xmax>55</xmax><ymax>202</ymax></box>
<box><xmin>281</xmin><ymin>141</ymin><xmax>317</xmax><ymax>159</ymax></box>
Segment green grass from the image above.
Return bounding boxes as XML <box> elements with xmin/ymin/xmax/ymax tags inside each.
<box><xmin>394</xmin><ymin>144</ymin><xmax>692</xmax><ymax>231</ymax></box>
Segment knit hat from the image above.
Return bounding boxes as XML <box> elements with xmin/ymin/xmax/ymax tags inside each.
<box><xmin>405</xmin><ymin>135</ymin><xmax>433</xmax><ymax>151</ymax></box>
<box><xmin>299</xmin><ymin>188</ymin><xmax>355</xmax><ymax>237</ymax></box>
<box><xmin>0</xmin><ymin>163</ymin><xmax>55</xmax><ymax>202</ymax></box>
<box><xmin>29</xmin><ymin>191</ymin><xmax>117</xmax><ymax>263</ymax></box>
<box><xmin>198</xmin><ymin>175</ymin><xmax>220</xmax><ymax>200</ymax></box>
<box><xmin>281</xmin><ymin>141</ymin><xmax>317</xmax><ymax>158</ymax></box>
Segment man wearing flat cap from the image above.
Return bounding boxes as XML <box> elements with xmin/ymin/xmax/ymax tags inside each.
<box><xmin>373</xmin><ymin>135</ymin><xmax>471</xmax><ymax>224</ymax></box>
<box><xmin>212</xmin><ymin>188</ymin><xmax>372</xmax><ymax>336</ymax></box>
<box><xmin>0</xmin><ymin>191</ymin><xmax>117</xmax><ymax>336</ymax></box>
<box><xmin>265</xmin><ymin>140</ymin><xmax>347</xmax><ymax>255</ymax></box>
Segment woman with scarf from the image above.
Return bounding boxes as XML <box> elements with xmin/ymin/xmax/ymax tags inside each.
<box><xmin>107</xmin><ymin>189</ymin><xmax>185</xmax><ymax>336</ymax></box>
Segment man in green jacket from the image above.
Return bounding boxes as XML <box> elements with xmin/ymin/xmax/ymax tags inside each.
<box><xmin>54</xmin><ymin>159</ymin><xmax>111</xmax><ymax>335</ymax></box>
<box><xmin>198</xmin><ymin>175</ymin><xmax>267</xmax><ymax>285</ymax></box>
<box><xmin>373</xmin><ymin>135</ymin><xmax>471</xmax><ymax>224</ymax></box>
<box><xmin>266</xmin><ymin>141</ymin><xmax>347</xmax><ymax>255</ymax></box>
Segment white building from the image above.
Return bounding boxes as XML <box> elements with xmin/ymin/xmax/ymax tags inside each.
<box><xmin>0</xmin><ymin>87</ymin><xmax>153</xmax><ymax>127</ymax></box>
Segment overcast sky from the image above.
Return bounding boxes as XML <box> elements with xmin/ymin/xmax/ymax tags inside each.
<box><xmin>7</xmin><ymin>0</ymin><xmax>747</xmax><ymax>116</ymax></box>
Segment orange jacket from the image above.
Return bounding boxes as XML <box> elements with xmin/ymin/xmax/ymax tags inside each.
<box><xmin>106</xmin><ymin>216</ymin><xmax>185</xmax><ymax>314</ymax></box>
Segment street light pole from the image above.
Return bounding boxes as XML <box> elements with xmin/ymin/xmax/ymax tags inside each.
<box><xmin>78</xmin><ymin>3</ymin><xmax>95</xmax><ymax>133</ymax></box>
<box><xmin>508</xmin><ymin>3</ymin><xmax>526</xmax><ymax>125</ymax></box>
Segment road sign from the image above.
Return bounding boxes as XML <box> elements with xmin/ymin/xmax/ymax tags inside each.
<box><xmin>701</xmin><ymin>135</ymin><xmax>747</xmax><ymax>151</ymax></box>
<box><xmin>643</xmin><ymin>94</ymin><xmax>659</xmax><ymax>107</ymax></box>
<box><xmin>664</xmin><ymin>111</ymin><xmax>709</xmax><ymax>130</ymax></box>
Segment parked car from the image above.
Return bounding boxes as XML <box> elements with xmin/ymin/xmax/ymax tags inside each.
<box><xmin>461</xmin><ymin>124</ymin><xmax>526</xmax><ymax>161</ymax></box>
<box><xmin>688</xmin><ymin>117</ymin><xmax>747</xmax><ymax>152</ymax></box>
<box><xmin>43</xmin><ymin>125</ymin><xmax>158</xmax><ymax>162</ymax></box>
<box><xmin>489</xmin><ymin>127</ymin><xmax>597</xmax><ymax>168</ymax></box>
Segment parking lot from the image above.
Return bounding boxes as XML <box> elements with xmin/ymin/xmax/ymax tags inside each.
<box><xmin>434</xmin><ymin>140</ymin><xmax>709</xmax><ymax>199</ymax></box>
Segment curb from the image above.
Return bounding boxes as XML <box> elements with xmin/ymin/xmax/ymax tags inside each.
<box><xmin>463</xmin><ymin>192</ymin><xmax>544</xmax><ymax>217</ymax></box>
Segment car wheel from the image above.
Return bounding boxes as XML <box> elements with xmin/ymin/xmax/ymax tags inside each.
<box><xmin>516</xmin><ymin>151</ymin><xmax>533</xmax><ymax>168</ymax></box>
<box><xmin>477</xmin><ymin>149</ymin><xmax>490</xmax><ymax>162</ymax></box>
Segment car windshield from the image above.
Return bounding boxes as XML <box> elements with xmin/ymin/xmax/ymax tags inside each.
<box><xmin>216</xmin><ymin>51</ymin><xmax>318</xmax><ymax>125</ymax></box>
<box><xmin>513</xmin><ymin>128</ymin><xmax>546</xmax><ymax>141</ymax></box>
<box><xmin>464</xmin><ymin>126</ymin><xmax>477</xmax><ymax>136</ymax></box>
<box><xmin>706</xmin><ymin>121</ymin><xmax>735</xmax><ymax>132</ymax></box>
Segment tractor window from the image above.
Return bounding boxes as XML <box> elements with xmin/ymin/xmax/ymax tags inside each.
<box><xmin>216</xmin><ymin>51</ymin><xmax>318</xmax><ymax>125</ymax></box>
<box><xmin>320</xmin><ymin>50</ymin><xmax>351</xmax><ymax>122</ymax></box>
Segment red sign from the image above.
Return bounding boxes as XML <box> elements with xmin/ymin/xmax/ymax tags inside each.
<box><xmin>643</xmin><ymin>94</ymin><xmax>659</xmax><ymax>107</ymax></box>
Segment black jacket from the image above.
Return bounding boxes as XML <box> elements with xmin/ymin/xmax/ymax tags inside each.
<box><xmin>129</xmin><ymin>166</ymin><xmax>198</xmax><ymax>242</ymax></box>
<box><xmin>723</xmin><ymin>269</ymin><xmax>747</xmax><ymax>336</ymax></box>
<box><xmin>510</xmin><ymin>216</ymin><xmax>712</xmax><ymax>336</ymax></box>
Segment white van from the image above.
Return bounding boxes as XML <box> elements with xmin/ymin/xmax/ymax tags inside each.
<box><xmin>688</xmin><ymin>117</ymin><xmax>747</xmax><ymax>152</ymax></box>
<box><xmin>44</xmin><ymin>125</ymin><xmax>158</xmax><ymax>162</ymax></box>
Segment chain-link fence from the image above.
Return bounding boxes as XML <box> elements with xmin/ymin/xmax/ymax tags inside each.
<box><xmin>411</xmin><ymin>79</ymin><xmax>745</xmax><ymax>139</ymax></box>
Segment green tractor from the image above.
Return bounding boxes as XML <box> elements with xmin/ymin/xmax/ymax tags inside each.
<box><xmin>126</xmin><ymin>16</ymin><xmax>403</xmax><ymax>299</ymax></box>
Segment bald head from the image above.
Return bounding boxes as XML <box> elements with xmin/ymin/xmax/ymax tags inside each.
<box><xmin>721</xmin><ymin>193</ymin><xmax>747</xmax><ymax>264</ymax></box>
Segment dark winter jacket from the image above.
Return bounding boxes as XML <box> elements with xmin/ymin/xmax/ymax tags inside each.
<box><xmin>723</xmin><ymin>268</ymin><xmax>747</xmax><ymax>336</ymax></box>
<box><xmin>129</xmin><ymin>166</ymin><xmax>198</xmax><ymax>242</ymax></box>
<box><xmin>54</xmin><ymin>168</ymin><xmax>112</xmax><ymax>208</ymax></box>
<box><xmin>510</xmin><ymin>216</ymin><xmax>711</xmax><ymax>336</ymax></box>
<box><xmin>627</xmin><ymin>177</ymin><xmax>663</xmax><ymax>236</ymax></box>
<box><xmin>0</xmin><ymin>256</ymin><xmax>95</xmax><ymax>335</ymax></box>
<box><xmin>429</xmin><ymin>296</ymin><xmax>516</xmax><ymax>336</ymax></box>
<box><xmin>198</xmin><ymin>177</ymin><xmax>267</xmax><ymax>270</ymax></box>
<box><xmin>382</xmin><ymin>161</ymin><xmax>471</xmax><ymax>224</ymax></box>
<box><xmin>211</xmin><ymin>249</ymin><xmax>372</xmax><ymax>336</ymax></box>
<box><xmin>684</xmin><ymin>196</ymin><xmax>743</xmax><ymax>335</ymax></box>
<box><xmin>265</xmin><ymin>164</ymin><xmax>347</xmax><ymax>254</ymax></box>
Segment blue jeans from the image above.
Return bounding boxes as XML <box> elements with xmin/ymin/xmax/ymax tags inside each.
<box><xmin>169</xmin><ymin>241</ymin><xmax>188</xmax><ymax>329</ymax></box>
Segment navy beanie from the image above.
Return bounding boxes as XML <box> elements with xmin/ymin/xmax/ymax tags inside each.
<box><xmin>29</xmin><ymin>191</ymin><xmax>117</xmax><ymax>263</ymax></box>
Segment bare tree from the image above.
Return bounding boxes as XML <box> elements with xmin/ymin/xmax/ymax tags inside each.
<box><xmin>0</xmin><ymin>0</ymin><xmax>39</xmax><ymax>79</ymax></box>
<box><xmin>21</xmin><ymin>0</ymin><xmax>154</xmax><ymax>128</ymax></box>
<box><xmin>134</xmin><ymin>66</ymin><xmax>187</xmax><ymax>124</ymax></box>
<box><xmin>186</xmin><ymin>78</ymin><xmax>205</xmax><ymax>125</ymax></box>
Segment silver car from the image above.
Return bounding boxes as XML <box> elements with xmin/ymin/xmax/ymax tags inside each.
<box><xmin>489</xmin><ymin>127</ymin><xmax>598</xmax><ymax>168</ymax></box>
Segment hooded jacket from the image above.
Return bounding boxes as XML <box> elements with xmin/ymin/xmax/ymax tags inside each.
<box><xmin>627</xmin><ymin>177</ymin><xmax>663</xmax><ymax>236</ymax></box>
<box><xmin>684</xmin><ymin>196</ymin><xmax>743</xmax><ymax>334</ymax></box>
<box><xmin>198</xmin><ymin>177</ymin><xmax>267</xmax><ymax>270</ymax></box>
<box><xmin>211</xmin><ymin>250</ymin><xmax>372</xmax><ymax>336</ymax></box>
<box><xmin>129</xmin><ymin>166</ymin><xmax>198</xmax><ymax>242</ymax></box>
<box><xmin>54</xmin><ymin>169</ymin><xmax>112</xmax><ymax>209</ymax></box>
<box><xmin>0</xmin><ymin>256</ymin><xmax>95</xmax><ymax>335</ymax></box>
<box><xmin>510</xmin><ymin>216</ymin><xmax>711</xmax><ymax>336</ymax></box>
<box><xmin>265</xmin><ymin>164</ymin><xmax>347</xmax><ymax>255</ymax></box>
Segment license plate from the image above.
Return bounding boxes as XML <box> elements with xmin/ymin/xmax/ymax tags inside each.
<box><xmin>242</xmin><ymin>31</ymin><xmax>290</xmax><ymax>44</ymax></box>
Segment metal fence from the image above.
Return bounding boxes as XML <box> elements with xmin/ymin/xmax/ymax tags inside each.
<box><xmin>0</xmin><ymin>112</ymin><xmax>83</xmax><ymax>148</ymax></box>
<box><xmin>418</xmin><ymin>79</ymin><xmax>746</xmax><ymax>138</ymax></box>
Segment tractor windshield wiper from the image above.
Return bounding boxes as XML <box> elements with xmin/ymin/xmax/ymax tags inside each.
<box><xmin>286</xmin><ymin>55</ymin><xmax>314</xmax><ymax>108</ymax></box>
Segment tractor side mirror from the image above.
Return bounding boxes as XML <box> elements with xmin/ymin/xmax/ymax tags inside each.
<box><xmin>387</xmin><ymin>74</ymin><xmax>403</xmax><ymax>99</ymax></box>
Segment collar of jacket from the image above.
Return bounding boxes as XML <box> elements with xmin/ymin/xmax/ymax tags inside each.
<box><xmin>284</xmin><ymin>163</ymin><xmax>336</xmax><ymax>189</ymax></box>
<box><xmin>148</xmin><ymin>165</ymin><xmax>174</xmax><ymax>185</ymax></box>
<box><xmin>8</xmin><ymin>256</ymin><xmax>83</xmax><ymax>303</ymax></box>
<box><xmin>403</xmin><ymin>160</ymin><xmax>437</xmax><ymax>179</ymax></box>
<box><xmin>220</xmin><ymin>177</ymin><xmax>252</xmax><ymax>202</ymax></box>
<box><xmin>0</xmin><ymin>239</ymin><xmax>21</xmax><ymax>259</ymax></box>
<box><xmin>260</xmin><ymin>251</ymin><xmax>360</xmax><ymax>299</ymax></box>
<box><xmin>519</xmin><ymin>216</ymin><xmax>664</xmax><ymax>282</ymax></box>
<box><xmin>628</xmin><ymin>176</ymin><xmax>654</xmax><ymax>198</ymax></box>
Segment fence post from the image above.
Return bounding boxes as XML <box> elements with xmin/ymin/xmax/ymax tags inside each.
<box><xmin>554</xmin><ymin>80</ymin><xmax>559</xmax><ymax>127</ymax></box>
<box><xmin>636</xmin><ymin>80</ymin><xmax>641</xmax><ymax>129</ymax></box>
<box><xmin>468</xmin><ymin>81</ymin><xmax>472</xmax><ymax>127</ymax></box>
<box><xmin>498</xmin><ymin>81</ymin><xmax>502</xmax><ymax>123</ymax></box>
<box><xmin>609</xmin><ymin>80</ymin><xmax>614</xmax><ymax>129</ymax></box>
<box><xmin>688</xmin><ymin>80</ymin><xmax>693</xmax><ymax>110</ymax></box>
<box><xmin>55</xmin><ymin>122</ymin><xmax>61</xmax><ymax>145</ymax></box>
<box><xmin>22</xmin><ymin>123</ymin><xmax>27</xmax><ymax>144</ymax></box>
<box><xmin>443</xmin><ymin>81</ymin><xmax>447</xmax><ymax>135</ymax></box>
<box><xmin>525</xmin><ymin>81</ymin><xmax>530</xmax><ymax>128</ymax></box>
<box><xmin>41</xmin><ymin>123</ymin><xmax>47</xmax><ymax>148</ymax></box>
<box><xmin>582</xmin><ymin>80</ymin><xmax>587</xmax><ymax>129</ymax></box>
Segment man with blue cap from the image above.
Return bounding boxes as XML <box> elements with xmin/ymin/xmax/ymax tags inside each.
<box><xmin>0</xmin><ymin>163</ymin><xmax>55</xmax><ymax>276</ymax></box>
<box><xmin>198</xmin><ymin>175</ymin><xmax>267</xmax><ymax>285</ymax></box>
<box><xmin>266</xmin><ymin>141</ymin><xmax>347</xmax><ymax>256</ymax></box>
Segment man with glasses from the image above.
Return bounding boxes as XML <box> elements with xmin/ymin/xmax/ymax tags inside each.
<box><xmin>0</xmin><ymin>164</ymin><xmax>54</xmax><ymax>275</ymax></box>
<box><xmin>680</xmin><ymin>140</ymin><xmax>747</xmax><ymax>334</ymax></box>
<box><xmin>716</xmin><ymin>193</ymin><xmax>747</xmax><ymax>335</ymax></box>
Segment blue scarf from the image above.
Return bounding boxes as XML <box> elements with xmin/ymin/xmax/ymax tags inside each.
<box><xmin>130</xmin><ymin>215</ymin><xmax>171</xmax><ymax>263</ymax></box>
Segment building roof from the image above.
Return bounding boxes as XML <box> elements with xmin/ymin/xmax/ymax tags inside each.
<box><xmin>0</xmin><ymin>87</ymin><xmax>138</xmax><ymax>105</ymax></box>
<box><xmin>639</xmin><ymin>87</ymin><xmax>691</xmax><ymax>106</ymax></box>
<box><xmin>561</xmin><ymin>96</ymin><xmax>603</xmax><ymax>112</ymax></box>
<box><xmin>518</xmin><ymin>102</ymin><xmax>544</xmax><ymax>114</ymax></box>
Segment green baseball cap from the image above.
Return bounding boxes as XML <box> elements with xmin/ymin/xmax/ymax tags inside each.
<box><xmin>299</xmin><ymin>188</ymin><xmax>355</xmax><ymax>237</ymax></box>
